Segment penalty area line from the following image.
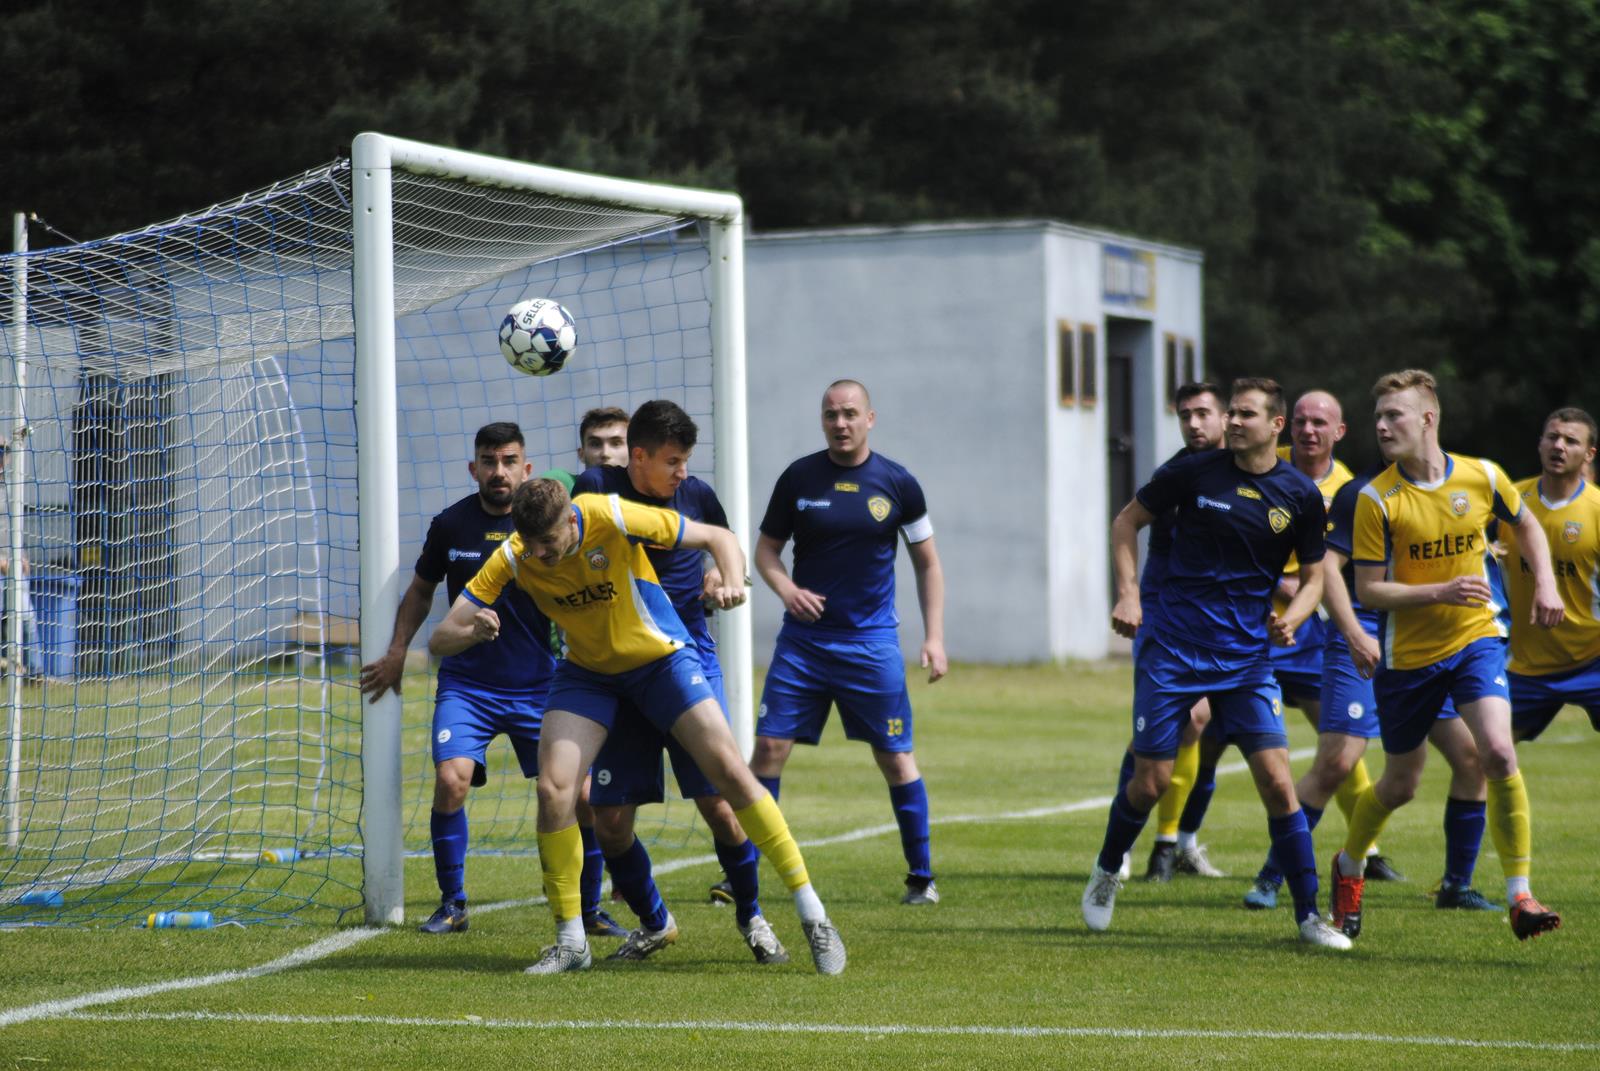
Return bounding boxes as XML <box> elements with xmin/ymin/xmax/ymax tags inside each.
<box><xmin>56</xmin><ymin>1010</ymin><xmax>1600</xmax><ymax>1054</ymax></box>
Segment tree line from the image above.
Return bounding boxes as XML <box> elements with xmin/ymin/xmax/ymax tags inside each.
<box><xmin>3</xmin><ymin>0</ymin><xmax>1596</xmax><ymax>469</ymax></box>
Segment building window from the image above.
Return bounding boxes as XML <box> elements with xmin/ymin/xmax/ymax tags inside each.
<box><xmin>1078</xmin><ymin>324</ymin><xmax>1098</xmax><ymax>408</ymax></box>
<box><xmin>1058</xmin><ymin>320</ymin><xmax>1077</xmax><ymax>407</ymax></box>
<box><xmin>1183</xmin><ymin>338</ymin><xmax>1199</xmax><ymax>386</ymax></box>
<box><xmin>1164</xmin><ymin>334</ymin><xmax>1179</xmax><ymax>410</ymax></box>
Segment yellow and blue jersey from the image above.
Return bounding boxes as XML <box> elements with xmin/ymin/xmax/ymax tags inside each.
<box><xmin>465</xmin><ymin>493</ymin><xmax>691</xmax><ymax>674</ymax></box>
<box><xmin>1502</xmin><ymin>477</ymin><xmax>1600</xmax><ymax>676</ymax></box>
<box><xmin>1352</xmin><ymin>453</ymin><xmax>1521</xmax><ymax>670</ymax></box>
<box><xmin>1269</xmin><ymin>449</ymin><xmax>1353</xmax><ymax>663</ymax></box>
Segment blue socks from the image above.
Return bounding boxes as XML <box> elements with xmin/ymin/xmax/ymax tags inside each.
<box><xmin>1178</xmin><ymin>763</ymin><xmax>1217</xmax><ymax>836</ymax></box>
<box><xmin>1268</xmin><ymin>810</ymin><xmax>1319</xmax><ymax>923</ymax></box>
<box><xmin>606</xmin><ymin>836</ymin><xmax>670</xmax><ymax>932</ymax></box>
<box><xmin>1443</xmin><ymin>797</ymin><xmax>1486</xmax><ymax>887</ymax></box>
<box><xmin>430</xmin><ymin>808</ymin><xmax>468</xmax><ymax>904</ymax></box>
<box><xmin>1097</xmin><ymin>787</ymin><xmax>1152</xmax><ymax>874</ymax></box>
<box><xmin>757</xmin><ymin>775</ymin><xmax>781</xmax><ymax>801</ymax></box>
<box><xmin>1257</xmin><ymin>803</ymin><xmax>1322</xmax><ymax>889</ymax></box>
<box><xmin>889</xmin><ymin>778</ymin><xmax>933</xmax><ymax>881</ymax></box>
<box><xmin>579</xmin><ymin>823</ymin><xmax>604</xmax><ymax>919</ymax></box>
<box><xmin>1114</xmin><ymin>749</ymin><xmax>1136</xmax><ymax>798</ymax></box>
<box><xmin>714</xmin><ymin>837</ymin><xmax>763</xmax><ymax>927</ymax></box>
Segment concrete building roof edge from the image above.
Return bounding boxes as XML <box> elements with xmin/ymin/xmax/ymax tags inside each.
<box><xmin>747</xmin><ymin>218</ymin><xmax>1204</xmax><ymax>263</ymax></box>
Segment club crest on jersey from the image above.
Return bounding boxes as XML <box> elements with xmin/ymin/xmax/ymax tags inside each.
<box><xmin>1564</xmin><ymin>520</ymin><xmax>1582</xmax><ymax>544</ymax></box>
<box><xmin>1267</xmin><ymin>507</ymin><xmax>1291</xmax><ymax>533</ymax></box>
<box><xmin>587</xmin><ymin>549</ymin><xmax>609</xmax><ymax>570</ymax></box>
<box><xmin>867</xmin><ymin>495</ymin><xmax>892</xmax><ymax>522</ymax></box>
<box><xmin>1450</xmin><ymin>492</ymin><xmax>1469</xmax><ymax>516</ymax></box>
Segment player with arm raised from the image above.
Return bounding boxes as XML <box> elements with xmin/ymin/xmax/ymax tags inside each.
<box><xmin>1503</xmin><ymin>408</ymin><xmax>1600</xmax><ymax>743</ymax></box>
<box><xmin>433</xmin><ymin>479</ymin><xmax>844</xmax><ymax>975</ymax></box>
<box><xmin>751</xmin><ymin>379</ymin><xmax>948</xmax><ymax>906</ymax></box>
<box><xmin>576</xmin><ymin>400</ymin><xmax>787</xmax><ymax>965</ymax></box>
<box><xmin>1088</xmin><ymin>377</ymin><xmax>1350</xmax><ymax>950</ymax></box>
<box><xmin>358</xmin><ymin>423</ymin><xmax>622</xmax><ymax>938</ymax></box>
<box><xmin>1331</xmin><ymin>370</ymin><xmax>1564</xmax><ymax>942</ymax></box>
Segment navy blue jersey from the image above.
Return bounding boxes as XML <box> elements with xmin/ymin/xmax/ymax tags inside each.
<box><xmin>1141</xmin><ymin>446</ymin><xmax>1219</xmax><ymax>600</ymax></box>
<box><xmin>573</xmin><ymin>465</ymin><xmax>728</xmax><ymax>649</ymax></box>
<box><xmin>1326</xmin><ymin>470</ymin><xmax>1381</xmax><ymax>633</ymax></box>
<box><xmin>416</xmin><ymin>493</ymin><xmax>556</xmax><ymax>694</ymax></box>
<box><xmin>1136</xmin><ymin>450</ymin><xmax>1326</xmax><ymax>655</ymax></box>
<box><xmin>760</xmin><ymin>450</ymin><xmax>931</xmax><ymax>635</ymax></box>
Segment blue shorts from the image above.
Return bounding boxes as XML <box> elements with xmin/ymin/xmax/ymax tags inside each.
<box><xmin>1509</xmin><ymin>657</ymin><xmax>1600</xmax><ymax>741</ymax></box>
<box><xmin>758</xmin><ymin>626</ymin><xmax>913</xmax><ymax>752</ymax></box>
<box><xmin>1374</xmin><ymin>637</ymin><xmax>1509</xmax><ymax>754</ymax></box>
<box><xmin>1133</xmin><ymin>635</ymin><xmax>1287</xmax><ymax>759</ymax></box>
<box><xmin>545</xmin><ymin>647</ymin><xmax>716</xmax><ymax>735</ymax></box>
<box><xmin>432</xmin><ymin>684</ymin><xmax>547</xmax><ymax>782</ymax></box>
<box><xmin>590</xmin><ymin>653</ymin><xmax>727</xmax><ymax>805</ymax></box>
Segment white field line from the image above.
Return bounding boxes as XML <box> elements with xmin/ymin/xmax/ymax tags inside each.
<box><xmin>0</xmin><ymin>928</ymin><xmax>384</xmax><ymax>1029</ymax></box>
<box><xmin>56</xmin><ymin>1010</ymin><xmax>1600</xmax><ymax>1054</ymax></box>
<box><xmin>0</xmin><ymin>747</ymin><xmax>1305</xmax><ymax>1028</ymax></box>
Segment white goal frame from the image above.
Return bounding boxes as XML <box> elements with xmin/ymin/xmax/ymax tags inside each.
<box><xmin>351</xmin><ymin>133</ymin><xmax>752</xmax><ymax>925</ymax></box>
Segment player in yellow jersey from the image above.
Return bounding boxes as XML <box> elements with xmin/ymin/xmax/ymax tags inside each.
<box><xmin>1502</xmin><ymin>408</ymin><xmax>1600</xmax><ymax>742</ymax></box>
<box><xmin>1331</xmin><ymin>370</ymin><xmax>1565</xmax><ymax>942</ymax></box>
<box><xmin>432</xmin><ymin>479</ymin><xmax>845</xmax><ymax>975</ymax></box>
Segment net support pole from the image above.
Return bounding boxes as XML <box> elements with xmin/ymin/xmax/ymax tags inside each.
<box><xmin>708</xmin><ymin>219</ymin><xmax>755</xmax><ymax>760</ymax></box>
<box><xmin>4</xmin><ymin>212</ymin><xmax>23</xmax><ymax>851</ymax></box>
<box><xmin>351</xmin><ymin>134</ymin><xmax>405</xmax><ymax>925</ymax></box>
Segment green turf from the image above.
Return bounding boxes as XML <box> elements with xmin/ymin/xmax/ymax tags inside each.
<box><xmin>3</xmin><ymin>662</ymin><xmax>1596</xmax><ymax>1069</ymax></box>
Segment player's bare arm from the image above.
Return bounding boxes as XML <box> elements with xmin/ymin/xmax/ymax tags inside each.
<box><xmin>1110</xmin><ymin>498</ymin><xmax>1156</xmax><ymax>639</ymax></box>
<box><xmin>1509</xmin><ymin>507</ymin><xmax>1567</xmax><ymax>628</ymax></box>
<box><xmin>359</xmin><ymin>572</ymin><xmax>439</xmax><ymax>702</ymax></box>
<box><xmin>755</xmin><ymin>531</ymin><xmax>826</xmax><ymax>622</ymax></box>
<box><xmin>1321</xmin><ymin>551</ymin><xmax>1379</xmax><ymax>677</ymax></box>
<box><xmin>1269</xmin><ymin>560</ymin><xmax>1323</xmax><ymax>645</ymax></box>
<box><xmin>679</xmin><ymin>518</ymin><xmax>747</xmax><ymax>609</ymax></box>
<box><xmin>907</xmin><ymin>535</ymin><xmax>947</xmax><ymax>683</ymax></box>
<box><xmin>428</xmin><ymin>594</ymin><xmax>501</xmax><ymax>656</ymax></box>
<box><xmin>1355</xmin><ymin>563</ymin><xmax>1490</xmax><ymax>610</ymax></box>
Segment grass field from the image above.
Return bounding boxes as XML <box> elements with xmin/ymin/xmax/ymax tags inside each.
<box><xmin>3</xmin><ymin>661</ymin><xmax>1597</xmax><ymax>1069</ymax></box>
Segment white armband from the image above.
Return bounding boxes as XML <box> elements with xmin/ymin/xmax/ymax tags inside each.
<box><xmin>900</xmin><ymin>514</ymin><xmax>934</xmax><ymax>544</ymax></box>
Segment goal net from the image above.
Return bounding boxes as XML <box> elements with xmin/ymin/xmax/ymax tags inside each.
<box><xmin>0</xmin><ymin>134</ymin><xmax>750</xmax><ymax>926</ymax></box>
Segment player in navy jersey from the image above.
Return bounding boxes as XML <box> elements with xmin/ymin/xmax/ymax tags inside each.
<box><xmin>574</xmin><ymin>400</ymin><xmax>788</xmax><ymax>965</ymax></box>
<box><xmin>1112</xmin><ymin>383</ymin><xmax>1223</xmax><ymax>883</ymax></box>
<box><xmin>358</xmin><ymin>423</ymin><xmax>622</xmax><ymax>937</ymax></box>
<box><xmin>753</xmin><ymin>379</ymin><xmax>948</xmax><ymax>905</ymax></box>
<box><xmin>1086</xmin><ymin>378</ymin><xmax>1352</xmax><ymax>950</ymax></box>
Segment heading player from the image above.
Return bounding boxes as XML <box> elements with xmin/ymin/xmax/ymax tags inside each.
<box><xmin>433</xmin><ymin>478</ymin><xmax>846</xmax><ymax>975</ymax></box>
<box><xmin>357</xmin><ymin>423</ymin><xmax>620</xmax><ymax>938</ymax></box>
<box><xmin>752</xmin><ymin>379</ymin><xmax>948</xmax><ymax>905</ymax></box>
<box><xmin>575</xmin><ymin>400</ymin><xmax>788</xmax><ymax>965</ymax></box>
<box><xmin>1334</xmin><ymin>370</ymin><xmax>1565</xmax><ymax>941</ymax></box>
<box><xmin>1502</xmin><ymin>408</ymin><xmax>1600</xmax><ymax>742</ymax></box>
<box><xmin>1089</xmin><ymin>377</ymin><xmax>1351</xmax><ymax>950</ymax></box>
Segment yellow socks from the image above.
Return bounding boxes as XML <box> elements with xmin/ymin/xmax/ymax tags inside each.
<box><xmin>1486</xmin><ymin>771</ymin><xmax>1532</xmax><ymax>880</ymax></box>
<box><xmin>1156</xmin><ymin>738</ymin><xmax>1200</xmax><ymax>838</ymax></box>
<box><xmin>734</xmin><ymin>793</ymin><xmax>811</xmax><ymax>891</ymax></box>
<box><xmin>1335</xmin><ymin>757</ymin><xmax>1376</xmax><ymax>855</ymax></box>
<box><xmin>1342</xmin><ymin>785</ymin><xmax>1392</xmax><ymax>864</ymax></box>
<box><xmin>537</xmin><ymin>823</ymin><xmax>584</xmax><ymax>922</ymax></box>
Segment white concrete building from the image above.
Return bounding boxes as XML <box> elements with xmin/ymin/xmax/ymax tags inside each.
<box><xmin>744</xmin><ymin>221</ymin><xmax>1204</xmax><ymax>664</ymax></box>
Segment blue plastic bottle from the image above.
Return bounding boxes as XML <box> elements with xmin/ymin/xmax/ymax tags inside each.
<box><xmin>146</xmin><ymin>911</ymin><xmax>214</xmax><ymax>929</ymax></box>
<box><xmin>19</xmin><ymin>889</ymin><xmax>64</xmax><ymax>906</ymax></box>
<box><xmin>259</xmin><ymin>847</ymin><xmax>299</xmax><ymax>864</ymax></box>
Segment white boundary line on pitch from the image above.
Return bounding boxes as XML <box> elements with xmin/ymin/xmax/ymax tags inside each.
<box><xmin>56</xmin><ymin>1010</ymin><xmax>1600</xmax><ymax>1054</ymax></box>
<box><xmin>0</xmin><ymin>748</ymin><xmax>1302</xmax><ymax>1031</ymax></box>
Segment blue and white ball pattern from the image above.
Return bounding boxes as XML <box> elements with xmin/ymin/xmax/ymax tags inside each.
<box><xmin>498</xmin><ymin>298</ymin><xmax>577</xmax><ymax>376</ymax></box>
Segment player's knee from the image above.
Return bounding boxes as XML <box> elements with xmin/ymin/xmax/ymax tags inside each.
<box><xmin>590</xmin><ymin>808</ymin><xmax>634</xmax><ymax>854</ymax></box>
<box><xmin>535</xmin><ymin>774</ymin><xmax>579</xmax><ymax>818</ymax></box>
<box><xmin>1478</xmin><ymin>744</ymin><xmax>1517</xmax><ymax>781</ymax></box>
<box><xmin>1128</xmin><ymin>768</ymin><xmax>1169</xmax><ymax>809</ymax></box>
<box><xmin>695</xmin><ymin>796</ymin><xmax>744</xmax><ymax>843</ymax></box>
<box><xmin>433</xmin><ymin>763</ymin><xmax>473</xmax><ymax>810</ymax></box>
<box><xmin>874</xmin><ymin>748</ymin><xmax>919</xmax><ymax>785</ymax></box>
<box><xmin>1375</xmin><ymin>773</ymin><xmax>1418</xmax><ymax>809</ymax></box>
<box><xmin>750</xmin><ymin>736</ymin><xmax>790</xmax><ymax>776</ymax></box>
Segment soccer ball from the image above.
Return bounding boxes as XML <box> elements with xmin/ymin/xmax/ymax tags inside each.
<box><xmin>498</xmin><ymin>298</ymin><xmax>577</xmax><ymax>376</ymax></box>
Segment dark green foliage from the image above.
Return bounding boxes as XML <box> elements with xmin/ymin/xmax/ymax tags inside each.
<box><xmin>2</xmin><ymin>0</ymin><xmax>1594</xmax><ymax>467</ymax></box>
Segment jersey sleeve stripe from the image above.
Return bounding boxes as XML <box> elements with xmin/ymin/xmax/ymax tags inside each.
<box><xmin>463</xmin><ymin>588</ymin><xmax>491</xmax><ymax>608</ymax></box>
<box><xmin>674</xmin><ymin>512</ymin><xmax>685</xmax><ymax>549</ymax></box>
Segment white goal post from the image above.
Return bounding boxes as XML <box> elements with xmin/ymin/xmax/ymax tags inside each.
<box><xmin>350</xmin><ymin>134</ymin><xmax>753</xmax><ymax>925</ymax></box>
